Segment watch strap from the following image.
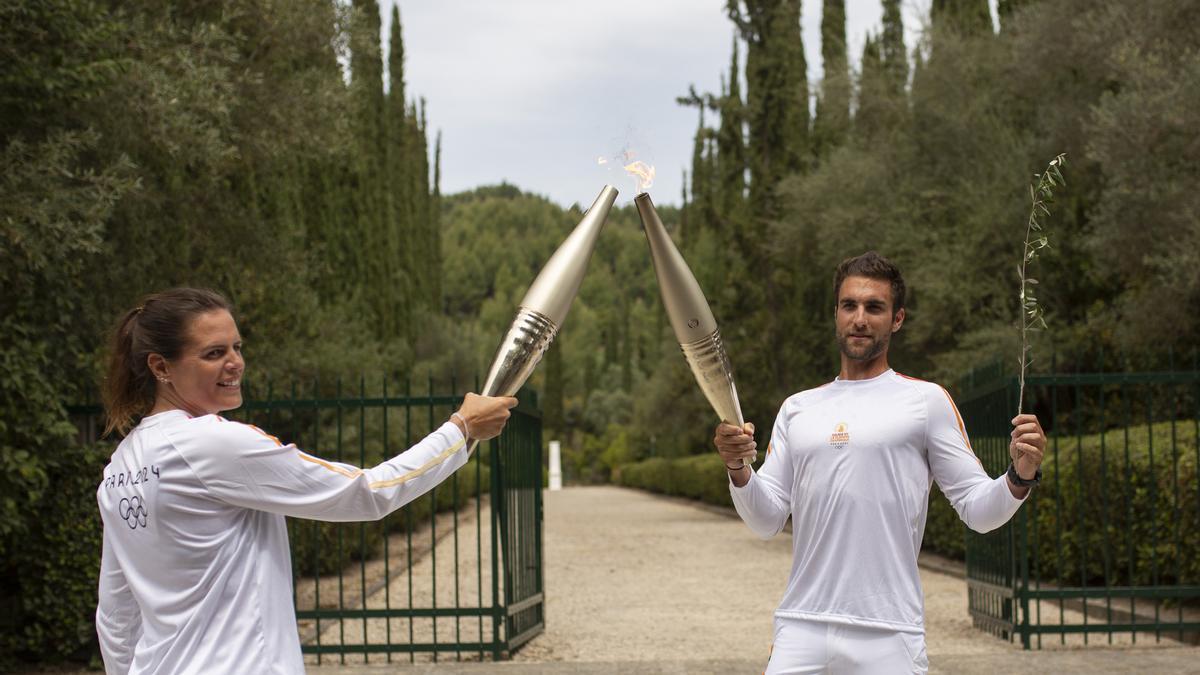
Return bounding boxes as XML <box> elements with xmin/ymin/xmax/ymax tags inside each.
<box><xmin>1007</xmin><ymin>462</ymin><xmax>1041</xmax><ymax>487</ymax></box>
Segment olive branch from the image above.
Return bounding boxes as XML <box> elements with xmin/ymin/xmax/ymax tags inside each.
<box><xmin>1017</xmin><ymin>153</ymin><xmax>1066</xmax><ymax>415</ymax></box>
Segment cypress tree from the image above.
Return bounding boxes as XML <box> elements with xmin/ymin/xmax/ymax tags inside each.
<box><xmin>931</xmin><ymin>0</ymin><xmax>993</xmax><ymax>37</ymax></box>
<box><xmin>723</xmin><ymin>0</ymin><xmax>812</xmax><ymax>433</ymax></box>
<box><xmin>854</xmin><ymin>33</ymin><xmax>886</xmax><ymax>138</ymax></box>
<box><xmin>677</xmin><ymin>86</ymin><xmax>717</xmax><ymax>237</ymax></box>
<box><xmin>403</xmin><ymin>98</ymin><xmax>431</xmax><ymax>311</ymax></box>
<box><xmin>350</xmin><ymin>0</ymin><xmax>388</xmax><ymax>334</ymax></box>
<box><xmin>716</xmin><ymin>36</ymin><xmax>747</xmax><ymax>225</ymax></box>
<box><xmin>680</xmin><ymin>167</ymin><xmax>690</xmax><ymax>246</ymax></box>
<box><xmin>880</xmin><ymin>0</ymin><xmax>907</xmax><ymax>95</ymax></box>
<box><xmin>813</xmin><ymin>0</ymin><xmax>849</xmax><ymax>159</ymax></box>
<box><xmin>997</xmin><ymin>0</ymin><xmax>1033</xmax><ymax>31</ymax></box>
<box><xmin>727</xmin><ymin>0</ymin><xmax>809</xmax><ymax>219</ymax></box>
<box><xmin>386</xmin><ymin>4</ymin><xmax>413</xmax><ymax>338</ymax></box>
<box><xmin>690</xmin><ymin>105</ymin><xmax>708</xmax><ymax>230</ymax></box>
<box><xmin>431</xmin><ymin>129</ymin><xmax>443</xmax><ymax>310</ymax></box>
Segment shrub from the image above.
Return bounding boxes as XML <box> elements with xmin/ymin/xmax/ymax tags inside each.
<box><xmin>616</xmin><ymin>453</ymin><xmax>733</xmax><ymax>508</ymax></box>
<box><xmin>0</xmin><ymin>443</ymin><xmax>109</xmax><ymax>666</ymax></box>
<box><xmin>1023</xmin><ymin>421</ymin><xmax>1198</xmax><ymax>587</ymax></box>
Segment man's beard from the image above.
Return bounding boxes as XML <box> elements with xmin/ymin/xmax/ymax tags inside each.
<box><xmin>837</xmin><ymin>330</ymin><xmax>890</xmax><ymax>362</ymax></box>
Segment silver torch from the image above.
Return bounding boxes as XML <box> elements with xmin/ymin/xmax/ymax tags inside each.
<box><xmin>634</xmin><ymin>192</ymin><xmax>748</xmax><ymax>467</ymax></box>
<box><xmin>471</xmin><ymin>185</ymin><xmax>619</xmax><ymax>454</ymax></box>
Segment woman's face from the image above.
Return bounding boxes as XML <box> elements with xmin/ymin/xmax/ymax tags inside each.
<box><xmin>155</xmin><ymin>309</ymin><xmax>244</xmax><ymax>416</ymax></box>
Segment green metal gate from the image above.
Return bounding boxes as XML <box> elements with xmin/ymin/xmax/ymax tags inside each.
<box><xmin>73</xmin><ymin>376</ymin><xmax>545</xmax><ymax>664</ymax></box>
<box><xmin>957</xmin><ymin>356</ymin><xmax>1200</xmax><ymax>648</ymax></box>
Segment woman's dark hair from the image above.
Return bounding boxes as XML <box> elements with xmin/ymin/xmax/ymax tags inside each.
<box><xmin>102</xmin><ymin>288</ymin><xmax>233</xmax><ymax>436</ymax></box>
<box><xmin>833</xmin><ymin>251</ymin><xmax>906</xmax><ymax>315</ymax></box>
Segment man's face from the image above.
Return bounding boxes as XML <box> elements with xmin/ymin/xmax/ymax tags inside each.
<box><xmin>835</xmin><ymin>275</ymin><xmax>905</xmax><ymax>362</ymax></box>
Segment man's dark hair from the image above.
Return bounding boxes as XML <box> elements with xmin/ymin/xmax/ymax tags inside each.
<box><xmin>833</xmin><ymin>251</ymin><xmax>906</xmax><ymax>314</ymax></box>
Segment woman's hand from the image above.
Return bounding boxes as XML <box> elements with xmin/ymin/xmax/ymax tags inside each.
<box><xmin>453</xmin><ymin>393</ymin><xmax>518</xmax><ymax>441</ymax></box>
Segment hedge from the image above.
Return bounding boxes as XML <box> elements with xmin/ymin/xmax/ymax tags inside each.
<box><xmin>0</xmin><ymin>443</ymin><xmax>108</xmax><ymax>666</ymax></box>
<box><xmin>1022</xmin><ymin>420</ymin><xmax>1198</xmax><ymax>587</ymax></box>
<box><xmin>616</xmin><ymin>419</ymin><xmax>1199</xmax><ymax>589</ymax></box>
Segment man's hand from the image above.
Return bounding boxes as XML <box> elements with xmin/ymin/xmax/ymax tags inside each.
<box><xmin>714</xmin><ymin>422</ymin><xmax>756</xmax><ymax>487</ymax></box>
<box><xmin>1007</xmin><ymin>413</ymin><xmax>1046</xmax><ymax>497</ymax></box>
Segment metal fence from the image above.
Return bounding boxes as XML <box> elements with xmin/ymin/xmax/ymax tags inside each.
<box><xmin>73</xmin><ymin>375</ymin><xmax>544</xmax><ymax>664</ymax></box>
<box><xmin>957</xmin><ymin>355</ymin><xmax>1200</xmax><ymax>649</ymax></box>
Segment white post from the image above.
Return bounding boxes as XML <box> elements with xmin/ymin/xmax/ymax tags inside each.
<box><xmin>548</xmin><ymin>440</ymin><xmax>562</xmax><ymax>491</ymax></box>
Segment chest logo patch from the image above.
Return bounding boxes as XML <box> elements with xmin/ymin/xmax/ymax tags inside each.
<box><xmin>829</xmin><ymin>422</ymin><xmax>850</xmax><ymax>448</ymax></box>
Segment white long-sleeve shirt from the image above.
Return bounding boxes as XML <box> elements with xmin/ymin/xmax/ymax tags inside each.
<box><xmin>96</xmin><ymin>409</ymin><xmax>468</xmax><ymax>674</ymax></box>
<box><xmin>731</xmin><ymin>369</ymin><xmax>1025</xmax><ymax>633</ymax></box>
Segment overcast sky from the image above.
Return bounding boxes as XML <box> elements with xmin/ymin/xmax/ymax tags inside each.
<box><xmin>383</xmin><ymin>1</ymin><xmax>952</xmax><ymax>209</ymax></box>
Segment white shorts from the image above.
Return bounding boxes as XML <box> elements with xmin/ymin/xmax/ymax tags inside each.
<box><xmin>765</xmin><ymin>617</ymin><xmax>928</xmax><ymax>675</ymax></box>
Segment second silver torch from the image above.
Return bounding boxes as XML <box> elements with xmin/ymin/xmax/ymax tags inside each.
<box><xmin>471</xmin><ymin>185</ymin><xmax>619</xmax><ymax>454</ymax></box>
<box><xmin>635</xmin><ymin>193</ymin><xmax>749</xmax><ymax>467</ymax></box>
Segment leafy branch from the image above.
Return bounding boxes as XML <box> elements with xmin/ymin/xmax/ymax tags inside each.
<box><xmin>1017</xmin><ymin>153</ymin><xmax>1066</xmax><ymax>415</ymax></box>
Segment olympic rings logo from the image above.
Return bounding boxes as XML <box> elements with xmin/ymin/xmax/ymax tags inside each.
<box><xmin>118</xmin><ymin>496</ymin><xmax>149</xmax><ymax>529</ymax></box>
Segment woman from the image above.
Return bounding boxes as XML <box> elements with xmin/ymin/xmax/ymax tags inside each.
<box><xmin>95</xmin><ymin>288</ymin><xmax>516</xmax><ymax>674</ymax></box>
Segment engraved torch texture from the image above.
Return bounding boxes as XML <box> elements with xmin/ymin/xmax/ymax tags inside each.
<box><xmin>680</xmin><ymin>328</ymin><xmax>744</xmax><ymax>430</ymax></box>
<box><xmin>636</xmin><ymin>192</ymin><xmax>747</xmax><ymax>464</ymax></box>
<box><xmin>480</xmin><ymin>307</ymin><xmax>558</xmax><ymax>398</ymax></box>
<box><xmin>470</xmin><ymin>185</ymin><xmax>618</xmax><ymax>453</ymax></box>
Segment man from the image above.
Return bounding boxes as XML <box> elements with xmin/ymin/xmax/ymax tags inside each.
<box><xmin>714</xmin><ymin>251</ymin><xmax>1045</xmax><ymax>674</ymax></box>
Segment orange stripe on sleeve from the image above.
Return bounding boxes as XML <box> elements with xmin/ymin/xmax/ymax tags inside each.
<box><xmin>292</xmin><ymin>436</ymin><xmax>466</xmax><ymax>488</ymax></box>
<box><xmin>368</xmin><ymin>438</ymin><xmax>466</xmax><ymax>489</ymax></box>
<box><xmin>246</xmin><ymin>424</ymin><xmax>283</xmax><ymax>447</ymax></box>
<box><xmin>297</xmin><ymin>453</ymin><xmax>362</xmax><ymax>479</ymax></box>
<box><xmin>938</xmin><ymin>386</ymin><xmax>979</xmax><ymax>459</ymax></box>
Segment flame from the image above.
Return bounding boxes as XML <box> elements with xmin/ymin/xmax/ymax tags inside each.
<box><xmin>597</xmin><ymin>156</ymin><xmax>608</xmax><ymax>165</ymax></box>
<box><xmin>624</xmin><ymin>160</ymin><xmax>655</xmax><ymax>193</ymax></box>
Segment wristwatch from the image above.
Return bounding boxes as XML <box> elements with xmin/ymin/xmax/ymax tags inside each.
<box><xmin>1006</xmin><ymin>462</ymin><xmax>1041</xmax><ymax>487</ymax></box>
